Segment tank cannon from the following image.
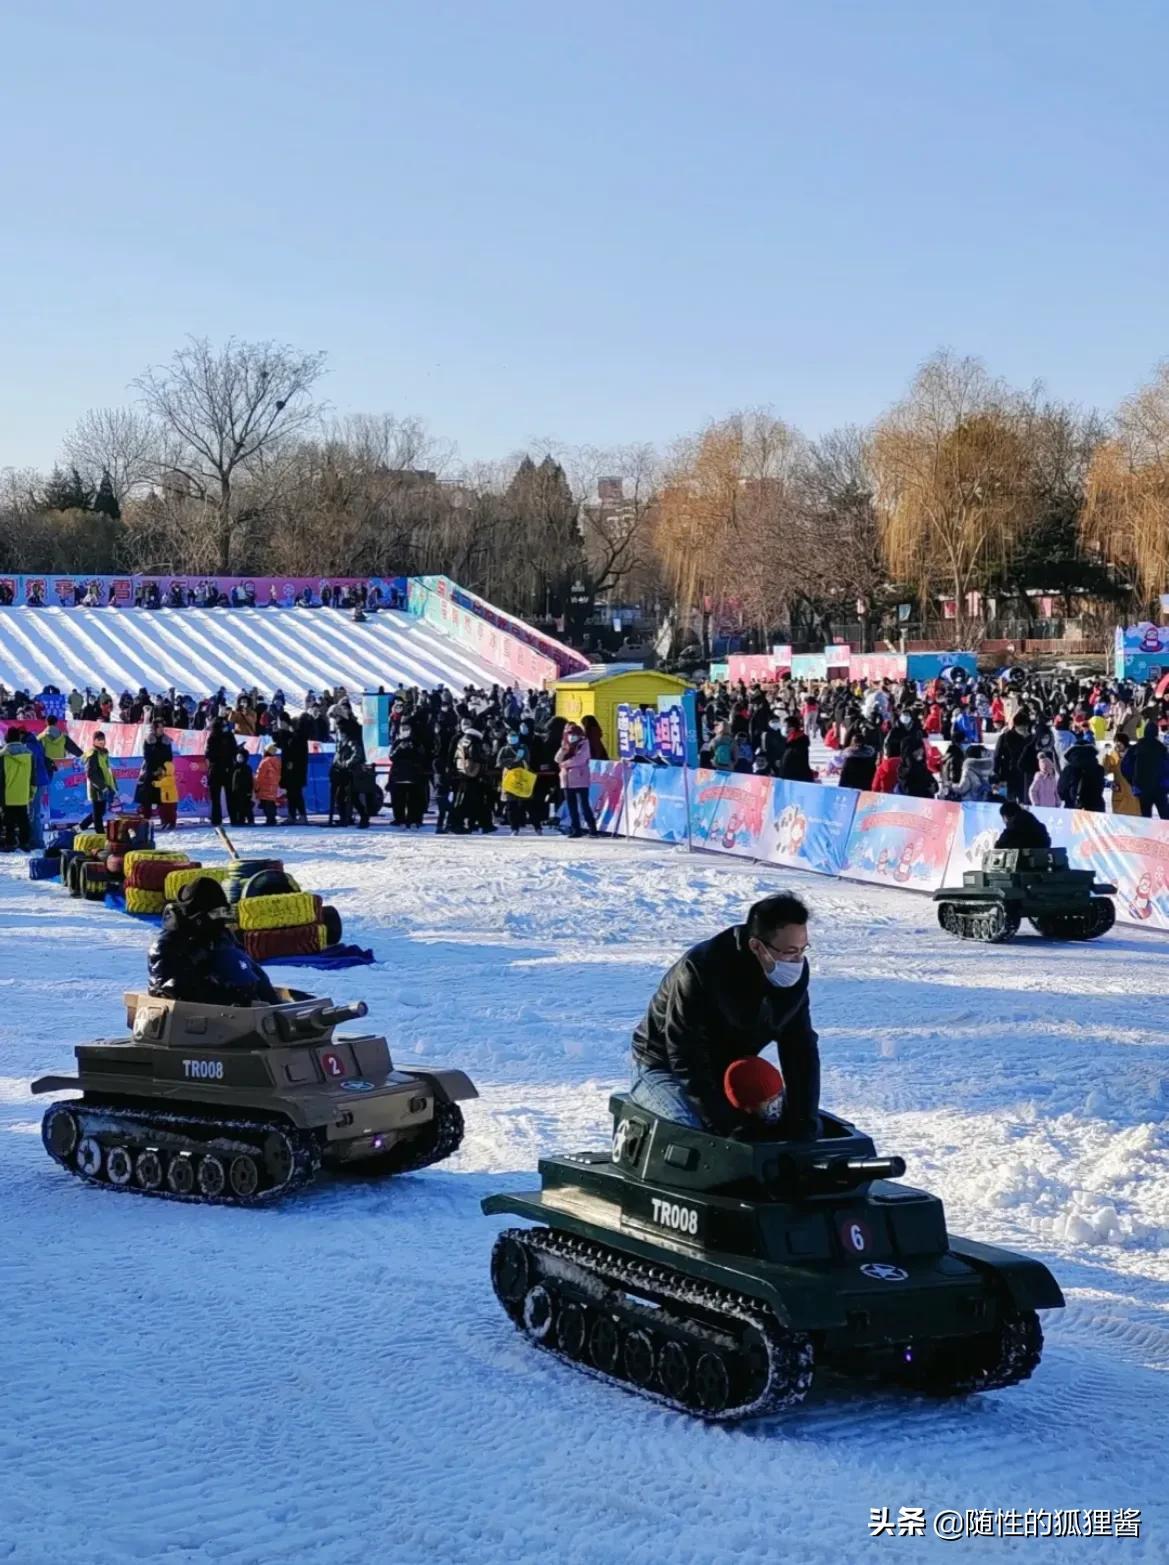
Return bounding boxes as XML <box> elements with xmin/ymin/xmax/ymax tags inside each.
<box><xmin>933</xmin><ymin>847</ymin><xmax>1116</xmax><ymax>942</ymax></box>
<box><xmin>482</xmin><ymin>1096</ymin><xmax>1062</xmax><ymax>1420</ymax></box>
<box><xmin>32</xmin><ymin>991</ymin><xmax>476</xmax><ymax>1204</ymax></box>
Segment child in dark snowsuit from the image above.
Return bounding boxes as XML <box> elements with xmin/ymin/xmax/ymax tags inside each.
<box><xmin>229</xmin><ymin>749</ymin><xmax>255</xmax><ymax>826</ymax></box>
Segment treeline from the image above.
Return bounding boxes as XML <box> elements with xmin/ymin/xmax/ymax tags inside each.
<box><xmin>1</xmin><ymin>338</ymin><xmax>1166</xmax><ymax>648</ymax></box>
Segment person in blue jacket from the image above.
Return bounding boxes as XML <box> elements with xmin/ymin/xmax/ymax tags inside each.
<box><xmin>148</xmin><ymin>878</ymin><xmax>277</xmax><ymax>1006</ymax></box>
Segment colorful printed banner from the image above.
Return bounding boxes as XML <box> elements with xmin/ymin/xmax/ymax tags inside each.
<box><xmin>625</xmin><ymin>762</ymin><xmax>690</xmax><ymax>844</ymax></box>
<box><xmin>48</xmin><ymin>752</ymin><xmax>335</xmax><ymax>822</ymax></box>
<box><xmin>9</xmin><ymin>573</ymin><xmax>402</xmax><ymax>609</ymax></box>
<box><xmin>687</xmin><ymin>770</ymin><xmax>773</xmax><ymax>860</ymax></box>
<box><xmin>573</xmin><ymin>761</ymin><xmax>1169</xmax><ymax>933</ymax></box>
<box><xmin>1115</xmin><ymin>623</ymin><xmax>1169</xmax><ymax>682</ymax></box>
<box><xmin>840</xmin><ymin>792</ymin><xmax>960</xmax><ymax>891</ymax></box>
<box><xmin>615</xmin><ymin>703</ymin><xmax>687</xmax><ymax>765</ymax></box>
<box><xmin>588</xmin><ymin>760</ymin><xmax>628</xmax><ymax>834</ymax></box>
<box><xmin>761</xmin><ymin>779</ymin><xmax>858</xmax><ymax>876</ymax></box>
<box><xmin>407</xmin><ymin>576</ymin><xmax>560</xmax><ymax>687</ymax></box>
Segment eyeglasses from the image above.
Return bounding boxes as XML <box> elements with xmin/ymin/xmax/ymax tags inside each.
<box><xmin>754</xmin><ymin>937</ymin><xmax>809</xmax><ymax>963</ymax></box>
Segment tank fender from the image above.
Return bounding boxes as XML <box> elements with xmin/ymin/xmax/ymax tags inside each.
<box><xmin>479</xmin><ymin>1193</ymin><xmax>824</xmax><ymax>1330</ymax></box>
<box><xmin>402</xmin><ymin>1066</ymin><xmax>478</xmax><ymax>1103</ymax></box>
<box><xmin>948</xmin><ymin>1236</ymin><xmax>1064</xmax><ymax>1311</ymax></box>
<box><xmin>30</xmin><ymin>1075</ymin><xmax>81</xmax><ymax>1096</ymax></box>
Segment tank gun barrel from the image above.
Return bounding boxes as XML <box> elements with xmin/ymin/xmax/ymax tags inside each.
<box><xmin>773</xmin><ymin>1153</ymin><xmax>906</xmax><ymax>1195</ymax></box>
<box><xmin>318</xmin><ymin>1001</ymin><xmax>369</xmax><ymax>1026</ymax></box>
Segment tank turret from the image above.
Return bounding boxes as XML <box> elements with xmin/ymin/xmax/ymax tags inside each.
<box><xmin>32</xmin><ymin>991</ymin><xmax>477</xmax><ymax>1204</ymax></box>
<box><xmin>933</xmin><ymin>846</ymin><xmax>1116</xmax><ymax>942</ymax></box>
<box><xmin>482</xmin><ymin>1096</ymin><xmax>1063</xmax><ymax>1420</ymax></box>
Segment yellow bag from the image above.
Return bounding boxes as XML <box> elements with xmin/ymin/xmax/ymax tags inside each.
<box><xmin>237</xmin><ymin>891</ymin><xmax>318</xmax><ymax>931</ymax></box>
<box><xmin>157</xmin><ymin>762</ymin><xmax>178</xmax><ymax>806</ymax></box>
<box><xmin>502</xmin><ymin>767</ymin><xmax>537</xmax><ymax>799</ymax></box>
<box><xmin>125</xmin><ymin>887</ymin><xmax>166</xmax><ymax>915</ymax></box>
<box><xmin>72</xmin><ymin>832</ymin><xmax>107</xmax><ymax>855</ymax></box>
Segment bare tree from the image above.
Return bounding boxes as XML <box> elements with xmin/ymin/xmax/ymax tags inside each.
<box><xmin>655</xmin><ymin>410</ymin><xmax>803</xmax><ymax>652</ymax></box>
<box><xmin>793</xmin><ymin>427</ymin><xmax>885</xmax><ymax>647</ymax></box>
<box><xmin>134</xmin><ymin>336</ymin><xmax>326</xmax><ymax>571</ymax></box>
<box><xmin>872</xmin><ymin>352</ymin><xmax>1036</xmax><ymax>646</ymax></box>
<box><xmin>62</xmin><ymin>406</ymin><xmax>158</xmax><ymax>507</ymax></box>
<box><xmin>1083</xmin><ymin>361</ymin><xmax>1169</xmax><ymax>612</ymax></box>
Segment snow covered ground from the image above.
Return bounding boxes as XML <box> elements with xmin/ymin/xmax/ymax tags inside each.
<box><xmin>1</xmin><ymin>829</ymin><xmax>1167</xmax><ymax>1564</ymax></box>
<box><xmin>0</xmin><ymin>606</ymin><xmax>514</xmax><ymax>696</ymax></box>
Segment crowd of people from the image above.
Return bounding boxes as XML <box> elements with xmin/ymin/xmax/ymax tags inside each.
<box><xmin>0</xmin><ymin>677</ymin><xmax>609</xmax><ymax>842</ymax></box>
<box><xmin>6</xmin><ymin>578</ymin><xmax>403</xmax><ymax>612</ymax></box>
<box><xmin>695</xmin><ymin>669</ymin><xmax>1169</xmax><ymax>819</ymax></box>
<box><xmin>7</xmin><ymin>662</ymin><xmax>1169</xmax><ymax>848</ymax></box>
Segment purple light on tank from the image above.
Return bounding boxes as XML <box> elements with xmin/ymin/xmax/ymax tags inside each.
<box><xmin>372</xmin><ymin>1136</ymin><xmax>384</xmax><ymax>1150</ymax></box>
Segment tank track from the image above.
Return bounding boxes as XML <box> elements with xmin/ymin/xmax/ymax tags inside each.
<box><xmin>1029</xmin><ymin>901</ymin><xmax>1115</xmax><ymax>941</ymax></box>
<box><xmin>41</xmin><ymin>1099</ymin><xmax>320</xmax><ymax>1206</ymax></box>
<box><xmin>937</xmin><ymin>901</ymin><xmax>1020</xmax><ymax>942</ymax></box>
<box><xmin>345</xmin><ymin>1101</ymin><xmax>465</xmax><ymax>1177</ymax></box>
<box><xmin>893</xmin><ymin>1308</ymin><xmax>1044</xmax><ymax>1396</ymax></box>
<box><xmin>490</xmin><ymin>1225</ymin><xmax>814</xmax><ymax>1422</ymax></box>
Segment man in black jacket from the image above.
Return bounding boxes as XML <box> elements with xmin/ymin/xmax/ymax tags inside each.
<box><xmin>630</xmin><ymin>893</ymin><xmax>820</xmax><ymax>1139</ymax></box>
<box><xmin>995</xmin><ymin>801</ymin><xmax>1052</xmax><ymax>850</ymax></box>
<box><xmin>992</xmin><ymin>711</ymin><xmax>1034</xmax><ymax>803</ymax></box>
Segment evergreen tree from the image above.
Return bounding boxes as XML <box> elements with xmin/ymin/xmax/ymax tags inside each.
<box><xmin>503</xmin><ymin>454</ymin><xmax>582</xmax><ymax>622</ymax></box>
<box><xmin>92</xmin><ymin>469</ymin><xmax>121</xmax><ymax>521</ymax></box>
<box><xmin>41</xmin><ymin>465</ymin><xmax>94</xmax><ymax>512</ymax></box>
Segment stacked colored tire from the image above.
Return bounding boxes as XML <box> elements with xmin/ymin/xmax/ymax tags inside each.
<box><xmin>321</xmin><ymin>905</ymin><xmax>343</xmax><ymax>946</ymax></box>
<box><xmin>81</xmin><ymin>864</ymin><xmax>110</xmax><ymax>901</ymax></box>
<box><xmin>72</xmin><ymin>832</ymin><xmax>107</xmax><ymax>856</ymax></box>
<box><xmin>123</xmin><ymin>848</ymin><xmax>183</xmax><ymax>876</ymax></box>
<box><xmin>239</xmin><ymin>868</ymin><xmax>301</xmax><ymax>900</ymax></box>
<box><xmin>67</xmin><ymin>856</ymin><xmax>97</xmax><ymax>897</ymax></box>
<box><xmin>163</xmin><ymin>865</ymin><xmax>230</xmax><ymax>903</ymax></box>
<box><xmin>223</xmin><ymin>860</ymin><xmax>282</xmax><ymax>906</ymax></box>
<box><xmin>240</xmin><ymin>924</ymin><xmax>327</xmax><ymax>961</ymax></box>
<box><xmin>125</xmin><ymin>887</ymin><xmax>166</xmax><ymax>915</ymax></box>
<box><xmin>108</xmin><ymin>816</ymin><xmax>153</xmax><ymax>849</ymax></box>
<box><xmin>27</xmin><ymin>857</ymin><xmax>58</xmax><ymax>881</ymax></box>
<box><xmin>129</xmin><ymin>860</ymin><xmax>190</xmax><ymax>894</ymax></box>
<box><xmin>237</xmin><ymin>892</ymin><xmax>320</xmax><ymax>932</ymax></box>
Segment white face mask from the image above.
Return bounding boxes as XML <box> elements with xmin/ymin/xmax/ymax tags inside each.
<box><xmin>764</xmin><ymin>956</ymin><xmax>805</xmax><ymax>988</ymax></box>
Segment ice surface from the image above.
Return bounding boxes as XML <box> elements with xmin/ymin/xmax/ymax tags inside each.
<box><xmin>1</xmin><ymin>829</ymin><xmax>1166</xmax><ymax>1564</ymax></box>
<box><xmin>0</xmin><ymin>605</ymin><xmax>514</xmax><ymax>695</ymax></box>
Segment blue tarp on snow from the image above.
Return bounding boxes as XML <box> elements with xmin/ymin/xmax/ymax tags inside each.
<box><xmin>257</xmin><ymin>944</ymin><xmax>376</xmax><ymax>970</ymax></box>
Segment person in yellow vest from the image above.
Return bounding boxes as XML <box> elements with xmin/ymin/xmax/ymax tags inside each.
<box><xmin>83</xmin><ymin>733</ymin><xmax>116</xmax><ymax>833</ymax></box>
<box><xmin>1103</xmin><ymin>732</ymin><xmax>1141</xmax><ymax>816</ymax></box>
<box><xmin>1</xmin><ymin>727</ymin><xmax>35</xmax><ymax>851</ymax></box>
<box><xmin>39</xmin><ymin>716</ymin><xmax>82</xmax><ymax>767</ymax></box>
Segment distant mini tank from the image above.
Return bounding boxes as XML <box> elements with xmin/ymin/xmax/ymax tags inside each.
<box><xmin>32</xmin><ymin>992</ymin><xmax>476</xmax><ymax>1204</ymax></box>
<box><xmin>933</xmin><ymin>846</ymin><xmax>1116</xmax><ymax>942</ymax></box>
<box><xmin>482</xmin><ymin>1096</ymin><xmax>1062</xmax><ymax>1420</ymax></box>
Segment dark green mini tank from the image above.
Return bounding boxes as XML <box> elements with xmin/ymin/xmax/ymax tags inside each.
<box><xmin>482</xmin><ymin>1097</ymin><xmax>1063</xmax><ymax>1420</ymax></box>
<box><xmin>933</xmin><ymin>846</ymin><xmax>1116</xmax><ymax>942</ymax></box>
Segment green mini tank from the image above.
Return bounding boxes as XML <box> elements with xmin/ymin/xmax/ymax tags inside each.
<box><xmin>933</xmin><ymin>846</ymin><xmax>1116</xmax><ymax>942</ymax></box>
<box><xmin>31</xmin><ymin>992</ymin><xmax>477</xmax><ymax>1205</ymax></box>
<box><xmin>482</xmin><ymin>1096</ymin><xmax>1062</xmax><ymax>1420</ymax></box>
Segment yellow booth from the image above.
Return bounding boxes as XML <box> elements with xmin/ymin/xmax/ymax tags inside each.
<box><xmin>552</xmin><ymin>666</ymin><xmax>691</xmax><ymax>757</ymax></box>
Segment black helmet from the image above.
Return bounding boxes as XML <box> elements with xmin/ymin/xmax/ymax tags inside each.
<box><xmin>174</xmin><ymin>877</ymin><xmax>231</xmax><ymax>923</ymax></box>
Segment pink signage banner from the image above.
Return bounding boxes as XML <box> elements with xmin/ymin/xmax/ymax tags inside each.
<box><xmin>841</xmin><ymin>792</ymin><xmax>960</xmax><ymax>891</ymax></box>
<box><xmin>849</xmin><ymin>653</ymin><xmax>907</xmax><ymax>682</ymax></box>
<box><xmin>687</xmin><ymin>769</ymin><xmax>773</xmax><ymax>860</ymax></box>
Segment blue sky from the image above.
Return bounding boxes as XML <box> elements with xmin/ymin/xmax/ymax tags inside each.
<box><xmin>2</xmin><ymin>0</ymin><xmax>1165</xmax><ymax>473</ymax></box>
